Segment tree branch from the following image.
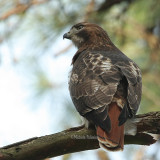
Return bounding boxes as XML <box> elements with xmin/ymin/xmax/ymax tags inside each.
<box><xmin>0</xmin><ymin>0</ymin><xmax>49</xmax><ymax>21</ymax></box>
<box><xmin>0</xmin><ymin>111</ymin><xmax>159</xmax><ymax>160</ymax></box>
<box><xmin>98</xmin><ymin>0</ymin><xmax>134</xmax><ymax>12</ymax></box>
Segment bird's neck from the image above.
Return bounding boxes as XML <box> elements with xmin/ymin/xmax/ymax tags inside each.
<box><xmin>77</xmin><ymin>34</ymin><xmax>115</xmax><ymax>50</ymax></box>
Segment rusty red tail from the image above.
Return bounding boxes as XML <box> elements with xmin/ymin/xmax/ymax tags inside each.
<box><xmin>97</xmin><ymin>102</ymin><xmax>124</xmax><ymax>151</ymax></box>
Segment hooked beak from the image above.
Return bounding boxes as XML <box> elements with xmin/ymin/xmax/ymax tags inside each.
<box><xmin>63</xmin><ymin>32</ymin><xmax>71</xmax><ymax>40</ymax></box>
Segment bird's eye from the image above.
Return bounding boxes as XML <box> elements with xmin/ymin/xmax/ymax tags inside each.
<box><xmin>76</xmin><ymin>25</ymin><xmax>84</xmax><ymax>30</ymax></box>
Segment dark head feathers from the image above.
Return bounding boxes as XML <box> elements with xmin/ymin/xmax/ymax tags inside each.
<box><xmin>63</xmin><ymin>22</ymin><xmax>114</xmax><ymax>49</ymax></box>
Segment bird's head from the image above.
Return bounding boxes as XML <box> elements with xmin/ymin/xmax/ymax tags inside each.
<box><xmin>63</xmin><ymin>22</ymin><xmax>112</xmax><ymax>49</ymax></box>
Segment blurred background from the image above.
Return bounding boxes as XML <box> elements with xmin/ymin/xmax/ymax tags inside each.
<box><xmin>0</xmin><ymin>0</ymin><xmax>160</xmax><ymax>160</ymax></box>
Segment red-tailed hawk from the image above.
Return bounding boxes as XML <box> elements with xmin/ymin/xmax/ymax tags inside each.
<box><xmin>63</xmin><ymin>22</ymin><xmax>142</xmax><ymax>151</ymax></box>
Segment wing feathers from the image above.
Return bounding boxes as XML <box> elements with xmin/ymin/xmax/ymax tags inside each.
<box><xmin>116</xmin><ymin>61</ymin><xmax>142</xmax><ymax>115</ymax></box>
<box><xmin>69</xmin><ymin>50</ymin><xmax>142</xmax><ymax>126</ymax></box>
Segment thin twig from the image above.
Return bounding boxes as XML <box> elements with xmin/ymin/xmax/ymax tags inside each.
<box><xmin>0</xmin><ymin>0</ymin><xmax>49</xmax><ymax>21</ymax></box>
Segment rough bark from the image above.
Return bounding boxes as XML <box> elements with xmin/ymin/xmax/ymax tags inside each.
<box><xmin>0</xmin><ymin>111</ymin><xmax>160</xmax><ymax>160</ymax></box>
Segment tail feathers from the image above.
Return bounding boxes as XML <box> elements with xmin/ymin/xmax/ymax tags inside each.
<box><xmin>97</xmin><ymin>102</ymin><xmax>124</xmax><ymax>151</ymax></box>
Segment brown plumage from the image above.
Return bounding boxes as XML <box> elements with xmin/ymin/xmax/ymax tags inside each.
<box><xmin>63</xmin><ymin>22</ymin><xmax>142</xmax><ymax>151</ymax></box>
